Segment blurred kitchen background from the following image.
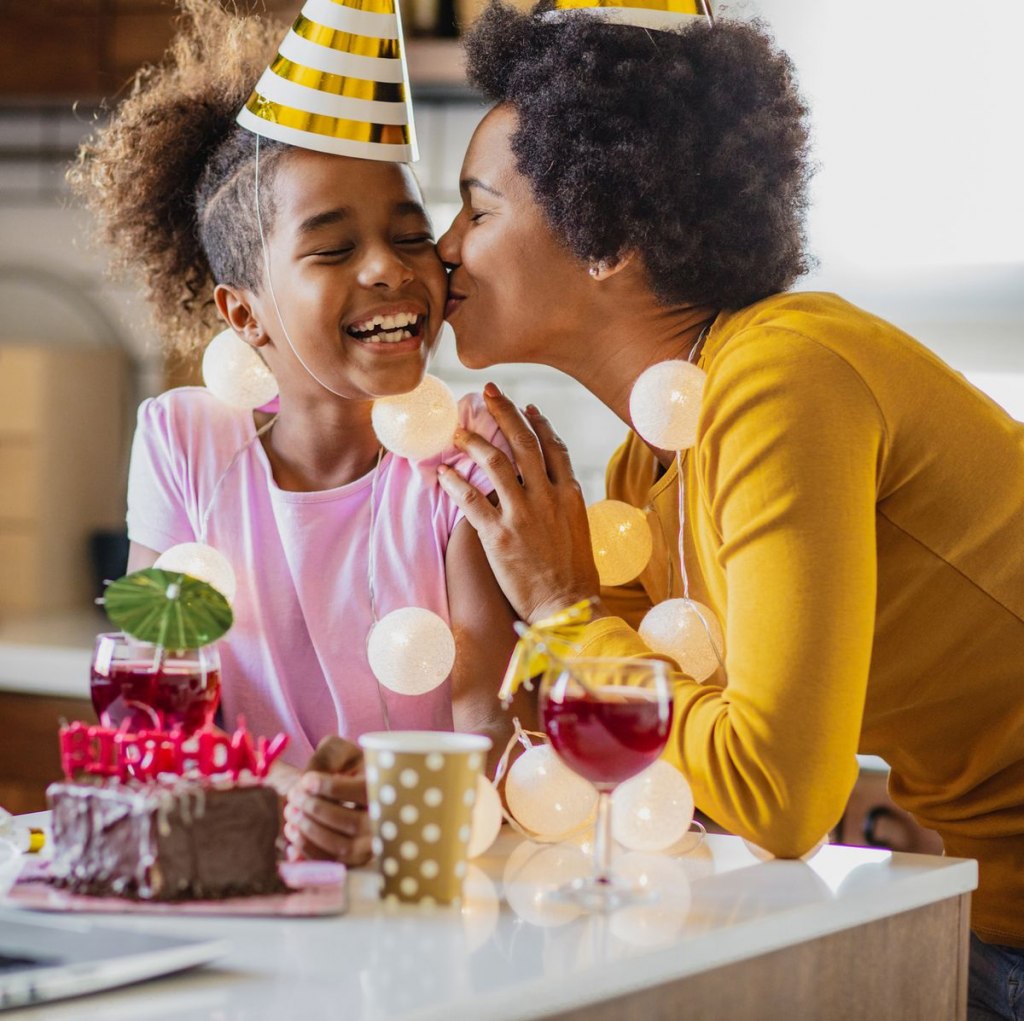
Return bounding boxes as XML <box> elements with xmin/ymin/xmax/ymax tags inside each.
<box><xmin>0</xmin><ymin>0</ymin><xmax>1021</xmax><ymax>824</ymax></box>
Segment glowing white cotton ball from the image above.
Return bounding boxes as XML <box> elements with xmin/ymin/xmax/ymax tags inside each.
<box><xmin>467</xmin><ymin>776</ymin><xmax>503</xmax><ymax>859</ymax></box>
<box><xmin>612</xmin><ymin>760</ymin><xmax>695</xmax><ymax>853</ymax></box>
<box><xmin>629</xmin><ymin>360</ymin><xmax>706</xmax><ymax>451</ymax></box>
<box><xmin>202</xmin><ymin>328</ymin><xmax>278</xmax><ymax>410</ymax></box>
<box><xmin>505</xmin><ymin>744</ymin><xmax>597</xmax><ymax>839</ymax></box>
<box><xmin>639</xmin><ymin>598</ymin><xmax>724</xmax><ymax>682</ymax></box>
<box><xmin>367</xmin><ymin>607</ymin><xmax>455</xmax><ymax>695</ymax></box>
<box><xmin>154</xmin><ymin>543</ymin><xmax>237</xmax><ymax>604</ymax></box>
<box><xmin>587</xmin><ymin>500</ymin><xmax>653</xmax><ymax>587</ymax></box>
<box><xmin>744</xmin><ymin>834</ymin><xmax>829</xmax><ymax>862</ymax></box>
<box><xmin>371</xmin><ymin>374</ymin><xmax>459</xmax><ymax>461</ymax></box>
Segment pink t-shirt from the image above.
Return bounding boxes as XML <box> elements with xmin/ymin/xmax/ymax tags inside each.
<box><xmin>126</xmin><ymin>387</ymin><xmax>508</xmax><ymax>765</ymax></box>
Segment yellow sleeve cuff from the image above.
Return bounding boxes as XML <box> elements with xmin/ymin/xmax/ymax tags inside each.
<box><xmin>576</xmin><ymin>616</ymin><xmax>658</xmax><ymax>658</ymax></box>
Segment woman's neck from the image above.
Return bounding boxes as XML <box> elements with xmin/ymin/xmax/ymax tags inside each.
<box><xmin>552</xmin><ymin>300</ymin><xmax>719</xmax><ymax>430</ymax></box>
<box><xmin>256</xmin><ymin>392</ymin><xmax>381</xmax><ymax>492</ymax></box>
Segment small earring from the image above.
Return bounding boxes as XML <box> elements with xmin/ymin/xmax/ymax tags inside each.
<box><xmin>589</xmin><ymin>266</ymin><xmax>599</xmax><ymax>278</ymax></box>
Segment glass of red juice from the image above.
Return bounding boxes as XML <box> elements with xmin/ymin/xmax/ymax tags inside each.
<box><xmin>540</xmin><ymin>656</ymin><xmax>673</xmax><ymax>911</ymax></box>
<box><xmin>90</xmin><ymin>632</ymin><xmax>221</xmax><ymax>736</ymax></box>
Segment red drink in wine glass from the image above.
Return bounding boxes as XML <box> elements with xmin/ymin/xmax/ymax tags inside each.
<box><xmin>542</xmin><ymin>689</ymin><xmax>673</xmax><ymax>790</ymax></box>
<box><xmin>539</xmin><ymin>656</ymin><xmax>674</xmax><ymax>911</ymax></box>
<box><xmin>90</xmin><ymin>633</ymin><xmax>221</xmax><ymax>735</ymax></box>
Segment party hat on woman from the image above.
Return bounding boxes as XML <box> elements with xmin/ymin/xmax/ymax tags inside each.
<box><xmin>237</xmin><ymin>0</ymin><xmax>417</xmax><ymax>162</ymax></box>
<box><xmin>543</xmin><ymin>0</ymin><xmax>713</xmax><ymax>32</ymax></box>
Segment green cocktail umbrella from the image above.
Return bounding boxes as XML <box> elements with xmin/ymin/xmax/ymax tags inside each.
<box><xmin>102</xmin><ymin>568</ymin><xmax>233</xmax><ymax>651</ymax></box>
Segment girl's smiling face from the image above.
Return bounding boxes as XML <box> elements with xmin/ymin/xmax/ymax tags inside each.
<box><xmin>220</xmin><ymin>147</ymin><xmax>447</xmax><ymax>401</ymax></box>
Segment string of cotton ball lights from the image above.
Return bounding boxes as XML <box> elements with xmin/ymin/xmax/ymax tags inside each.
<box><xmin>473</xmin><ymin>718</ymin><xmax>703</xmax><ymax>861</ymax></box>
<box><xmin>587</xmin><ymin>499</ymin><xmax>653</xmax><ymax>587</ymax></box>
<box><xmin>629</xmin><ymin>330</ymin><xmax>726</xmax><ymax>682</ymax></box>
<box><xmin>157</xmin><ymin>321</ymin><xmax>462</xmax><ymax>706</ymax></box>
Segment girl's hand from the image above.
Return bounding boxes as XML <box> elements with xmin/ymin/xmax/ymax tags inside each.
<box><xmin>436</xmin><ymin>383</ymin><xmax>601</xmax><ymax>624</ymax></box>
<box><xmin>284</xmin><ymin>736</ymin><xmax>373</xmax><ymax>866</ymax></box>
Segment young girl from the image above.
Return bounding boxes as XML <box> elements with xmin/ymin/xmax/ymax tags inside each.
<box><xmin>69</xmin><ymin>0</ymin><xmax>521</xmax><ymax>864</ymax></box>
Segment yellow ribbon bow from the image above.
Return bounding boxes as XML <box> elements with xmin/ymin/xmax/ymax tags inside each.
<box><xmin>498</xmin><ymin>598</ymin><xmax>599</xmax><ymax>705</ymax></box>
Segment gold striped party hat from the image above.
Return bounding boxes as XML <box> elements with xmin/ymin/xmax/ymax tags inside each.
<box><xmin>542</xmin><ymin>0</ymin><xmax>714</xmax><ymax>32</ymax></box>
<box><xmin>237</xmin><ymin>0</ymin><xmax>417</xmax><ymax>162</ymax></box>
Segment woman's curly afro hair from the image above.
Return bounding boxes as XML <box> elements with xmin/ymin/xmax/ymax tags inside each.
<box><xmin>463</xmin><ymin>3</ymin><xmax>815</xmax><ymax>310</ymax></box>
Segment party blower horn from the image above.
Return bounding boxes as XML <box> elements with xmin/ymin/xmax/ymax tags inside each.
<box><xmin>542</xmin><ymin>0</ymin><xmax>714</xmax><ymax>32</ymax></box>
<box><xmin>236</xmin><ymin>0</ymin><xmax>418</xmax><ymax>162</ymax></box>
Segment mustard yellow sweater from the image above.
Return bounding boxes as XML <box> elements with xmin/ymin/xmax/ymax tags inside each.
<box><xmin>579</xmin><ymin>292</ymin><xmax>1024</xmax><ymax>946</ymax></box>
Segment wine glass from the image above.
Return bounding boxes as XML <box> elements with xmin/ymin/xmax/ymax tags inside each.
<box><xmin>90</xmin><ymin>632</ymin><xmax>221</xmax><ymax>735</ymax></box>
<box><xmin>539</xmin><ymin>656</ymin><xmax>674</xmax><ymax>911</ymax></box>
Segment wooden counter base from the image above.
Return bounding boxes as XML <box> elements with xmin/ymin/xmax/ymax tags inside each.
<box><xmin>0</xmin><ymin>690</ymin><xmax>95</xmax><ymax>814</ymax></box>
<box><xmin>549</xmin><ymin>893</ymin><xmax>970</xmax><ymax>1021</ymax></box>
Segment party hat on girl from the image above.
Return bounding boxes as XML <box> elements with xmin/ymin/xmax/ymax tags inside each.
<box><xmin>236</xmin><ymin>0</ymin><xmax>417</xmax><ymax>161</ymax></box>
<box><xmin>543</xmin><ymin>0</ymin><xmax>713</xmax><ymax>32</ymax></box>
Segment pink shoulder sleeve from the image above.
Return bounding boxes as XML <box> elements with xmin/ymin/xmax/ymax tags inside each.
<box><xmin>125</xmin><ymin>397</ymin><xmax>196</xmax><ymax>553</ymax></box>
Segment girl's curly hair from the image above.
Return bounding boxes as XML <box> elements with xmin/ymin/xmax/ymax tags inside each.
<box><xmin>462</xmin><ymin>3</ymin><xmax>815</xmax><ymax>310</ymax></box>
<box><xmin>67</xmin><ymin>0</ymin><xmax>289</xmax><ymax>357</ymax></box>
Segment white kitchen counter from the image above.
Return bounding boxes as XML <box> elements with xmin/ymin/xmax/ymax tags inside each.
<box><xmin>0</xmin><ymin>609</ymin><xmax>103</xmax><ymax>699</ymax></box>
<box><xmin>2</xmin><ymin>816</ymin><xmax>976</xmax><ymax>1021</ymax></box>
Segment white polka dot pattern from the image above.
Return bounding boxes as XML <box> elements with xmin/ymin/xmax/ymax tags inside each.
<box><xmin>363</xmin><ymin>740</ymin><xmax>490</xmax><ymax>904</ymax></box>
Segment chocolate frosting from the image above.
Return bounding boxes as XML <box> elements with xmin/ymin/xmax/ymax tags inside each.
<box><xmin>47</xmin><ymin>778</ymin><xmax>285</xmax><ymax>901</ymax></box>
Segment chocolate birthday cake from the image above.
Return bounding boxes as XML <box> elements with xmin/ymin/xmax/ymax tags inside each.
<box><xmin>47</xmin><ymin>778</ymin><xmax>285</xmax><ymax>901</ymax></box>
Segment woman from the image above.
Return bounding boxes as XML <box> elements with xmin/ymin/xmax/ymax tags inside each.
<box><xmin>434</xmin><ymin>4</ymin><xmax>1024</xmax><ymax>1016</ymax></box>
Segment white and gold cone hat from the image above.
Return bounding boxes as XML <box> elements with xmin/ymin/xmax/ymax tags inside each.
<box><xmin>542</xmin><ymin>0</ymin><xmax>713</xmax><ymax>32</ymax></box>
<box><xmin>237</xmin><ymin>0</ymin><xmax>417</xmax><ymax>162</ymax></box>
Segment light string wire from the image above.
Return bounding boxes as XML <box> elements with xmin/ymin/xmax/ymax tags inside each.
<box><xmin>199</xmin><ymin>413</ymin><xmax>279</xmax><ymax>545</ymax></box>
<box><xmin>253</xmin><ymin>136</ymin><xmax>393</xmax><ymax>729</ymax></box>
<box><xmin>673</xmin><ymin>327</ymin><xmax>726</xmax><ymax>677</ymax></box>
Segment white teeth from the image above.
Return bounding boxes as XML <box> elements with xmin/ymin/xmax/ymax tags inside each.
<box><xmin>350</xmin><ymin>312</ymin><xmax>421</xmax><ymax>338</ymax></box>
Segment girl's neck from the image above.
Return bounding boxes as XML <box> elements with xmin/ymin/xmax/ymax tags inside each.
<box><xmin>256</xmin><ymin>392</ymin><xmax>381</xmax><ymax>492</ymax></box>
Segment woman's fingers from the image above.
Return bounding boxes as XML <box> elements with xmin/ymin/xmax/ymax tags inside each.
<box><xmin>524</xmin><ymin>404</ymin><xmax>578</xmax><ymax>486</ymax></box>
<box><xmin>437</xmin><ymin>463</ymin><xmax>500</xmax><ymax>531</ymax></box>
<box><xmin>481</xmin><ymin>383</ymin><xmax>547</xmax><ymax>485</ymax></box>
<box><xmin>452</xmin><ymin>425</ymin><xmax>523</xmax><ymax>503</ymax></box>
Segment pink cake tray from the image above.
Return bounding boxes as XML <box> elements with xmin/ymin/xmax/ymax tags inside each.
<box><xmin>6</xmin><ymin>859</ymin><xmax>348</xmax><ymax>917</ymax></box>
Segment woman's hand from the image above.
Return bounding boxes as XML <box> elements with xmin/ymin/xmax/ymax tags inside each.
<box><xmin>437</xmin><ymin>383</ymin><xmax>600</xmax><ymax>624</ymax></box>
<box><xmin>284</xmin><ymin>735</ymin><xmax>373</xmax><ymax>866</ymax></box>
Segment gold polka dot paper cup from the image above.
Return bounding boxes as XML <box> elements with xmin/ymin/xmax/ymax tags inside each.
<box><xmin>359</xmin><ymin>731</ymin><xmax>492</xmax><ymax>905</ymax></box>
